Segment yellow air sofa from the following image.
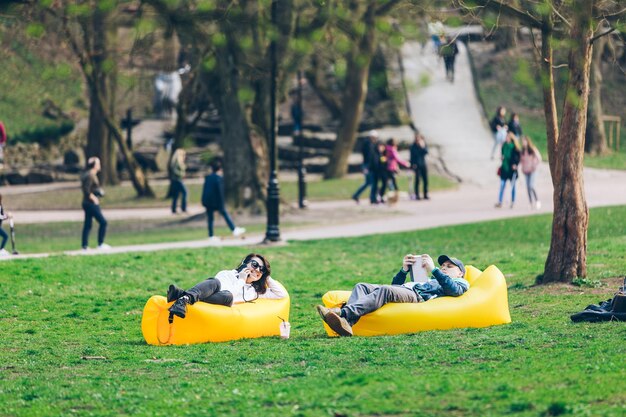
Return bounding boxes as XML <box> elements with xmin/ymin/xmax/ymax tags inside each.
<box><xmin>142</xmin><ymin>284</ymin><xmax>290</xmax><ymax>345</ymax></box>
<box><xmin>320</xmin><ymin>265</ymin><xmax>510</xmax><ymax>337</ymax></box>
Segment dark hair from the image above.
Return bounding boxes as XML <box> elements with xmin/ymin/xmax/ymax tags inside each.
<box><xmin>386</xmin><ymin>138</ymin><xmax>395</xmax><ymax>146</ymax></box>
<box><xmin>509</xmin><ymin>112</ymin><xmax>518</xmax><ymax>121</ymax></box>
<box><xmin>236</xmin><ymin>253</ymin><xmax>271</xmax><ymax>294</ymax></box>
<box><xmin>495</xmin><ymin>106</ymin><xmax>505</xmax><ymax>116</ymax></box>
<box><xmin>210</xmin><ymin>157</ymin><xmax>223</xmax><ymax>173</ymax></box>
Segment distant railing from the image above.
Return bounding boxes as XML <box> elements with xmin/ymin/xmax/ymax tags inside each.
<box><xmin>601</xmin><ymin>115</ymin><xmax>621</xmax><ymax>151</ymax></box>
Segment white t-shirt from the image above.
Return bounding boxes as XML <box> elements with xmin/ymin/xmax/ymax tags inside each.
<box><xmin>214</xmin><ymin>269</ymin><xmax>287</xmax><ymax>304</ymax></box>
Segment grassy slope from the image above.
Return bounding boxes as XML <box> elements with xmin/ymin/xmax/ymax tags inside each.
<box><xmin>1</xmin><ymin>206</ymin><xmax>625</xmax><ymax>416</ymax></box>
<box><xmin>471</xmin><ymin>43</ymin><xmax>626</xmax><ymax>170</ymax></box>
<box><xmin>0</xmin><ymin>33</ymin><xmax>84</xmax><ymax>137</ymax></box>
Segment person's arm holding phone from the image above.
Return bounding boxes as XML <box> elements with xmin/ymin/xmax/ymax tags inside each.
<box><xmin>391</xmin><ymin>254</ymin><xmax>417</xmax><ymax>285</ymax></box>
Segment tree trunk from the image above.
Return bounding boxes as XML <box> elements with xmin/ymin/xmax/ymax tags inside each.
<box><xmin>585</xmin><ymin>33</ymin><xmax>608</xmax><ymax>155</ymax></box>
<box><xmin>85</xmin><ymin>7</ymin><xmax>114</xmax><ymax>184</ymax></box>
<box><xmin>324</xmin><ymin>5</ymin><xmax>377</xmax><ymax>179</ymax></box>
<box><xmin>212</xmin><ymin>41</ymin><xmax>266</xmax><ymax>208</ymax></box>
<box><xmin>542</xmin><ymin>0</ymin><xmax>593</xmax><ymax>283</ymax></box>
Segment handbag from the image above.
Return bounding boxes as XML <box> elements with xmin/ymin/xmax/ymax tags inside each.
<box><xmin>497</xmin><ymin>167</ymin><xmax>501</xmax><ymax>176</ymax></box>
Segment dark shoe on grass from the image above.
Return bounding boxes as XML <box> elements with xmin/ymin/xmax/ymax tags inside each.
<box><xmin>168</xmin><ymin>295</ymin><xmax>189</xmax><ymax>319</ymax></box>
<box><xmin>167</xmin><ymin>284</ymin><xmax>185</xmax><ymax>302</ymax></box>
<box><xmin>324</xmin><ymin>311</ymin><xmax>353</xmax><ymax>337</ymax></box>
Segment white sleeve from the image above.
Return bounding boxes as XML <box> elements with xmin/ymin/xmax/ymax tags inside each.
<box><xmin>258</xmin><ymin>277</ymin><xmax>288</xmax><ymax>299</ymax></box>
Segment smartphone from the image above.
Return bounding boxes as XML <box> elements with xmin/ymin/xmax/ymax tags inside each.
<box><xmin>410</xmin><ymin>256</ymin><xmax>429</xmax><ymax>283</ymax></box>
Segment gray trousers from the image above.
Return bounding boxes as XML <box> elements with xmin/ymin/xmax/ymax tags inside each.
<box><xmin>342</xmin><ymin>283</ymin><xmax>418</xmax><ymax>325</ymax></box>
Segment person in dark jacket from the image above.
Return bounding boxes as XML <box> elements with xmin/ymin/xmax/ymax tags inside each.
<box><xmin>315</xmin><ymin>253</ymin><xmax>469</xmax><ymax>337</ymax></box>
<box><xmin>439</xmin><ymin>36</ymin><xmax>459</xmax><ymax>82</ymax></box>
<box><xmin>490</xmin><ymin>106</ymin><xmax>508</xmax><ymax>159</ymax></box>
<box><xmin>351</xmin><ymin>130</ymin><xmax>379</xmax><ymax>204</ymax></box>
<box><xmin>495</xmin><ymin>132</ymin><xmax>521</xmax><ymax>208</ymax></box>
<box><xmin>410</xmin><ymin>133</ymin><xmax>429</xmax><ymax>200</ymax></box>
<box><xmin>507</xmin><ymin>113</ymin><xmax>523</xmax><ymax>138</ymax></box>
<box><xmin>202</xmin><ymin>158</ymin><xmax>245</xmax><ymax>241</ymax></box>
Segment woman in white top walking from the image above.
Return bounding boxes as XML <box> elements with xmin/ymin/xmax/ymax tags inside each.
<box><xmin>166</xmin><ymin>253</ymin><xmax>287</xmax><ymax>322</ymax></box>
<box><xmin>520</xmin><ymin>136</ymin><xmax>542</xmax><ymax>209</ymax></box>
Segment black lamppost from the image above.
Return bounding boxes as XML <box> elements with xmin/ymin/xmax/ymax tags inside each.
<box><xmin>264</xmin><ymin>0</ymin><xmax>281</xmax><ymax>243</ymax></box>
<box><xmin>296</xmin><ymin>70</ymin><xmax>307</xmax><ymax>209</ymax></box>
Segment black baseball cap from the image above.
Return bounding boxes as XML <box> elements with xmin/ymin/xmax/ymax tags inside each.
<box><xmin>437</xmin><ymin>255</ymin><xmax>465</xmax><ymax>275</ymax></box>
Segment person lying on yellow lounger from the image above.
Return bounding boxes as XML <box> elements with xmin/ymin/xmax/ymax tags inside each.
<box><xmin>315</xmin><ymin>254</ymin><xmax>469</xmax><ymax>337</ymax></box>
<box><xmin>167</xmin><ymin>253</ymin><xmax>287</xmax><ymax>323</ymax></box>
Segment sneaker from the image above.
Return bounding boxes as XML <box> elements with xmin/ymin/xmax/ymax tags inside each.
<box><xmin>97</xmin><ymin>243</ymin><xmax>112</xmax><ymax>250</ymax></box>
<box><xmin>315</xmin><ymin>305</ymin><xmax>341</xmax><ymax>321</ymax></box>
<box><xmin>232</xmin><ymin>227</ymin><xmax>246</xmax><ymax>237</ymax></box>
<box><xmin>0</xmin><ymin>248</ymin><xmax>9</xmax><ymax>257</ymax></box>
<box><xmin>167</xmin><ymin>284</ymin><xmax>185</xmax><ymax>303</ymax></box>
<box><xmin>168</xmin><ymin>295</ymin><xmax>189</xmax><ymax>319</ymax></box>
<box><xmin>535</xmin><ymin>201</ymin><xmax>542</xmax><ymax>209</ymax></box>
<box><xmin>352</xmin><ymin>196</ymin><xmax>359</xmax><ymax>204</ymax></box>
<box><xmin>323</xmin><ymin>311</ymin><xmax>353</xmax><ymax>337</ymax></box>
<box><xmin>510</xmin><ymin>203</ymin><xmax>515</xmax><ymax>209</ymax></box>
<box><xmin>494</xmin><ymin>202</ymin><xmax>502</xmax><ymax>208</ymax></box>
<box><xmin>208</xmin><ymin>236</ymin><xmax>221</xmax><ymax>243</ymax></box>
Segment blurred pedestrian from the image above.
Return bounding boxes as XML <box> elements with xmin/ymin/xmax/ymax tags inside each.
<box><xmin>169</xmin><ymin>148</ymin><xmax>187</xmax><ymax>214</ymax></box>
<box><xmin>382</xmin><ymin>138</ymin><xmax>410</xmax><ymax>203</ymax></box>
<box><xmin>495</xmin><ymin>132</ymin><xmax>521</xmax><ymax>209</ymax></box>
<box><xmin>0</xmin><ymin>194</ymin><xmax>11</xmax><ymax>256</ymax></box>
<box><xmin>490</xmin><ymin>106</ymin><xmax>508</xmax><ymax>159</ymax></box>
<box><xmin>352</xmin><ymin>130</ymin><xmax>379</xmax><ymax>204</ymax></box>
<box><xmin>508</xmin><ymin>112</ymin><xmax>523</xmax><ymax>138</ymax></box>
<box><xmin>439</xmin><ymin>36</ymin><xmax>459</xmax><ymax>82</ymax></box>
<box><xmin>81</xmin><ymin>157</ymin><xmax>110</xmax><ymax>250</ymax></box>
<box><xmin>375</xmin><ymin>141</ymin><xmax>388</xmax><ymax>204</ymax></box>
<box><xmin>520</xmin><ymin>136</ymin><xmax>542</xmax><ymax>209</ymax></box>
<box><xmin>410</xmin><ymin>133</ymin><xmax>429</xmax><ymax>200</ymax></box>
<box><xmin>202</xmin><ymin>158</ymin><xmax>245</xmax><ymax>241</ymax></box>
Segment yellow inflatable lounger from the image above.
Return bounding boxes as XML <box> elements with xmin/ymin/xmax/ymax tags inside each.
<box><xmin>142</xmin><ymin>288</ymin><xmax>290</xmax><ymax>345</ymax></box>
<box><xmin>321</xmin><ymin>265</ymin><xmax>511</xmax><ymax>337</ymax></box>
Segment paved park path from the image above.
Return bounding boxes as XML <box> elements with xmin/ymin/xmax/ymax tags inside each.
<box><xmin>4</xmin><ymin>41</ymin><xmax>626</xmax><ymax>260</ymax></box>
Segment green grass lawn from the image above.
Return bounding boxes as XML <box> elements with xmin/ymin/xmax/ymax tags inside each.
<box><xmin>7</xmin><ymin>174</ymin><xmax>455</xmax><ymax>211</ymax></box>
<box><xmin>1</xmin><ymin>206</ymin><xmax>625</xmax><ymax>416</ymax></box>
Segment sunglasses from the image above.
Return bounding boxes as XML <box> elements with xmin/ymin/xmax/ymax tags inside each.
<box><xmin>249</xmin><ymin>259</ymin><xmax>266</xmax><ymax>273</ymax></box>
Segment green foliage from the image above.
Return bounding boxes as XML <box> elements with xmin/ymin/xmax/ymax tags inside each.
<box><xmin>25</xmin><ymin>23</ymin><xmax>44</xmax><ymax>38</ymax></box>
<box><xmin>571</xmin><ymin>278</ymin><xmax>603</xmax><ymax>288</ymax></box>
<box><xmin>1</xmin><ymin>206</ymin><xmax>625</xmax><ymax>416</ymax></box>
<box><xmin>9</xmin><ymin>120</ymin><xmax>75</xmax><ymax>145</ymax></box>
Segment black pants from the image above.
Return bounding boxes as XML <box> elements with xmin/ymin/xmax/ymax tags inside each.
<box><xmin>81</xmin><ymin>202</ymin><xmax>107</xmax><ymax>248</ymax></box>
<box><xmin>0</xmin><ymin>227</ymin><xmax>7</xmax><ymax>250</ymax></box>
<box><xmin>185</xmin><ymin>278</ymin><xmax>234</xmax><ymax>307</ymax></box>
<box><xmin>380</xmin><ymin>171</ymin><xmax>397</xmax><ymax>197</ymax></box>
<box><xmin>413</xmin><ymin>165</ymin><xmax>429</xmax><ymax>198</ymax></box>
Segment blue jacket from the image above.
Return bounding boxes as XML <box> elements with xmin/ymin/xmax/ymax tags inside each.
<box><xmin>391</xmin><ymin>268</ymin><xmax>469</xmax><ymax>301</ymax></box>
<box><xmin>201</xmin><ymin>173</ymin><xmax>225</xmax><ymax>209</ymax></box>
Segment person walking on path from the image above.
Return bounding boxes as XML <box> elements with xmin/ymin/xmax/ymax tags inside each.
<box><xmin>316</xmin><ymin>253</ymin><xmax>469</xmax><ymax>337</ymax></box>
<box><xmin>410</xmin><ymin>133</ymin><xmax>429</xmax><ymax>200</ymax></box>
<box><xmin>381</xmin><ymin>138</ymin><xmax>410</xmax><ymax>203</ymax></box>
<box><xmin>81</xmin><ymin>157</ymin><xmax>110</xmax><ymax>250</ymax></box>
<box><xmin>495</xmin><ymin>132</ymin><xmax>521</xmax><ymax>209</ymax></box>
<box><xmin>490</xmin><ymin>106</ymin><xmax>508</xmax><ymax>159</ymax></box>
<box><xmin>520</xmin><ymin>136</ymin><xmax>542</xmax><ymax>209</ymax></box>
<box><xmin>508</xmin><ymin>113</ymin><xmax>523</xmax><ymax>139</ymax></box>
<box><xmin>167</xmin><ymin>253</ymin><xmax>287</xmax><ymax>322</ymax></box>
<box><xmin>201</xmin><ymin>158</ymin><xmax>245</xmax><ymax>241</ymax></box>
<box><xmin>0</xmin><ymin>194</ymin><xmax>12</xmax><ymax>256</ymax></box>
<box><xmin>169</xmin><ymin>148</ymin><xmax>188</xmax><ymax>214</ymax></box>
<box><xmin>439</xmin><ymin>36</ymin><xmax>459</xmax><ymax>82</ymax></box>
<box><xmin>352</xmin><ymin>130</ymin><xmax>379</xmax><ymax>204</ymax></box>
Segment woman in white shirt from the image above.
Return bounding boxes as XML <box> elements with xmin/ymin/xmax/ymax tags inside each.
<box><xmin>167</xmin><ymin>253</ymin><xmax>287</xmax><ymax>322</ymax></box>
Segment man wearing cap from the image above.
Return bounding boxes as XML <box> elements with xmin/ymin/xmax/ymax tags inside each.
<box><xmin>316</xmin><ymin>254</ymin><xmax>469</xmax><ymax>337</ymax></box>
